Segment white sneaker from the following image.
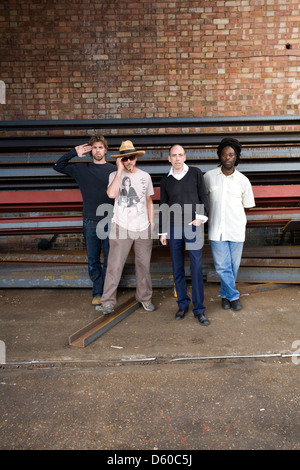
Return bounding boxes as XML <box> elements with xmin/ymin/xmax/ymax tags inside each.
<box><xmin>102</xmin><ymin>304</ymin><xmax>114</xmax><ymax>315</ymax></box>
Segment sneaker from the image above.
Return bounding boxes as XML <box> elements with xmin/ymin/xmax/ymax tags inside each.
<box><xmin>221</xmin><ymin>298</ymin><xmax>231</xmax><ymax>310</ymax></box>
<box><xmin>92</xmin><ymin>296</ymin><xmax>101</xmax><ymax>305</ymax></box>
<box><xmin>140</xmin><ymin>301</ymin><xmax>156</xmax><ymax>312</ymax></box>
<box><xmin>230</xmin><ymin>299</ymin><xmax>242</xmax><ymax>311</ymax></box>
<box><xmin>102</xmin><ymin>304</ymin><xmax>114</xmax><ymax>315</ymax></box>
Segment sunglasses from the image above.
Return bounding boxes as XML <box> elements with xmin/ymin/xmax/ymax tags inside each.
<box><xmin>121</xmin><ymin>155</ymin><xmax>136</xmax><ymax>162</ymax></box>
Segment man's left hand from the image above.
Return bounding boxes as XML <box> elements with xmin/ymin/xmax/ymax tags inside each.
<box><xmin>188</xmin><ymin>219</ymin><xmax>203</xmax><ymax>226</ymax></box>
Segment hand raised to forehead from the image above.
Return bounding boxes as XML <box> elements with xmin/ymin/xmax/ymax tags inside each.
<box><xmin>75</xmin><ymin>144</ymin><xmax>92</xmax><ymax>158</ymax></box>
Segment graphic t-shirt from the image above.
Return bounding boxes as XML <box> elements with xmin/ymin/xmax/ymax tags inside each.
<box><xmin>109</xmin><ymin>168</ymin><xmax>154</xmax><ymax>232</ymax></box>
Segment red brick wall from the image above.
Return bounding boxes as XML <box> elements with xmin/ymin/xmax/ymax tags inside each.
<box><xmin>1</xmin><ymin>0</ymin><xmax>299</xmax><ymax>122</ymax></box>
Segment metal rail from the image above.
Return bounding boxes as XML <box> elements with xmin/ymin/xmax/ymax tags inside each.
<box><xmin>1</xmin><ymin>246</ymin><xmax>300</xmax><ymax>288</ymax></box>
<box><xmin>1</xmin><ymin>132</ymin><xmax>300</xmax><ymax>151</ymax></box>
<box><xmin>69</xmin><ymin>297</ymin><xmax>140</xmax><ymax>348</ymax></box>
<box><xmin>1</xmin><ymin>114</ymin><xmax>300</xmax><ymax>131</ymax></box>
<box><xmin>1</xmin><ymin>116</ymin><xmax>300</xmax><ymax>188</ymax></box>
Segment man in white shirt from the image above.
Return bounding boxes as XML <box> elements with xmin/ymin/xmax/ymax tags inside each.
<box><xmin>204</xmin><ymin>137</ymin><xmax>255</xmax><ymax>311</ymax></box>
<box><xmin>100</xmin><ymin>140</ymin><xmax>156</xmax><ymax>315</ymax></box>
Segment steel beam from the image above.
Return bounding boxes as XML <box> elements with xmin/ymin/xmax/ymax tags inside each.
<box><xmin>69</xmin><ymin>297</ymin><xmax>140</xmax><ymax>348</ymax></box>
<box><xmin>1</xmin><ymin>147</ymin><xmax>300</xmax><ymax>164</ymax></box>
<box><xmin>1</xmin><ymin>115</ymin><xmax>300</xmax><ymax>131</ymax></box>
<box><xmin>1</xmin><ymin>133</ymin><xmax>300</xmax><ymax>151</ymax></box>
<box><xmin>207</xmin><ymin>267</ymin><xmax>300</xmax><ymax>283</ymax></box>
<box><xmin>0</xmin><ymin>264</ymin><xmax>175</xmax><ymax>288</ymax></box>
<box><xmin>0</xmin><ymin>216</ymin><xmax>83</xmax><ymax>231</ymax></box>
<box><xmin>1</xmin><ymin>259</ymin><xmax>300</xmax><ymax>288</ymax></box>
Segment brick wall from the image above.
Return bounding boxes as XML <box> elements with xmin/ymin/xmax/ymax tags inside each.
<box><xmin>1</xmin><ymin>0</ymin><xmax>300</xmax><ymax>122</ymax></box>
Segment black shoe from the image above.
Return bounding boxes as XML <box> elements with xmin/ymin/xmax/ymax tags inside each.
<box><xmin>221</xmin><ymin>298</ymin><xmax>231</xmax><ymax>310</ymax></box>
<box><xmin>230</xmin><ymin>299</ymin><xmax>242</xmax><ymax>311</ymax></box>
<box><xmin>196</xmin><ymin>313</ymin><xmax>210</xmax><ymax>326</ymax></box>
<box><xmin>175</xmin><ymin>306</ymin><xmax>189</xmax><ymax>319</ymax></box>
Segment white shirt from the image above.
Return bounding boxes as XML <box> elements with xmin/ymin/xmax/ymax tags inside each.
<box><xmin>204</xmin><ymin>167</ymin><xmax>255</xmax><ymax>242</ymax></box>
<box><xmin>168</xmin><ymin>162</ymin><xmax>189</xmax><ymax>180</ymax></box>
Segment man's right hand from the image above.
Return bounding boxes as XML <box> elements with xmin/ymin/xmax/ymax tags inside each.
<box><xmin>116</xmin><ymin>157</ymin><xmax>125</xmax><ymax>172</ymax></box>
<box><xmin>75</xmin><ymin>144</ymin><xmax>92</xmax><ymax>158</ymax></box>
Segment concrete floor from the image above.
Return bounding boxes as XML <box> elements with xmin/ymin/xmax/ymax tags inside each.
<box><xmin>0</xmin><ymin>282</ymin><xmax>299</xmax><ymax>451</ymax></box>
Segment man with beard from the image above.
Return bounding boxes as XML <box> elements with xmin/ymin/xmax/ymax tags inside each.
<box><xmin>53</xmin><ymin>136</ymin><xmax>115</xmax><ymax>305</ymax></box>
<box><xmin>100</xmin><ymin>140</ymin><xmax>156</xmax><ymax>315</ymax></box>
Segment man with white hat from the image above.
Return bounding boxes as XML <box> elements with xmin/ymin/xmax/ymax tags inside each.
<box><xmin>101</xmin><ymin>140</ymin><xmax>156</xmax><ymax>314</ymax></box>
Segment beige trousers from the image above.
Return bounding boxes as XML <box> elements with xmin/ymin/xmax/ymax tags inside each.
<box><xmin>101</xmin><ymin>223</ymin><xmax>153</xmax><ymax>307</ymax></box>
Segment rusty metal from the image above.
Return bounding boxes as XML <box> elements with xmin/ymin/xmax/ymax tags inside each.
<box><xmin>1</xmin><ymin>115</ymin><xmax>300</xmax><ymax>131</ymax></box>
<box><xmin>0</xmin><ymin>262</ymin><xmax>175</xmax><ymax>288</ymax></box>
<box><xmin>69</xmin><ymin>297</ymin><xmax>140</xmax><ymax>348</ymax></box>
<box><xmin>241</xmin><ymin>258</ymin><xmax>300</xmax><ymax>267</ymax></box>
<box><xmin>0</xmin><ymin>117</ymin><xmax>300</xmax><ymax>290</ymax></box>
<box><xmin>207</xmin><ymin>267</ymin><xmax>300</xmax><ymax>283</ymax></box>
<box><xmin>1</xmin><ymin>245</ymin><xmax>299</xmax><ymax>263</ymax></box>
<box><xmin>280</xmin><ymin>220</ymin><xmax>300</xmax><ymax>244</ymax></box>
<box><xmin>0</xmin><ymin>189</ymin><xmax>83</xmax><ymax>212</ymax></box>
<box><xmin>1</xmin><ymin>184</ymin><xmax>298</xmax><ymax>211</ymax></box>
<box><xmin>1</xmin><ymin>146</ymin><xmax>300</xmax><ymax>165</ymax></box>
<box><xmin>238</xmin><ymin>283</ymin><xmax>294</xmax><ymax>294</ymax></box>
<box><xmin>1</xmin><ymin>184</ymin><xmax>299</xmax><ymax>235</ymax></box>
<box><xmin>0</xmin><ymin>216</ymin><xmax>83</xmax><ymax>235</ymax></box>
<box><xmin>1</xmin><ymin>250</ymin><xmax>300</xmax><ymax>287</ymax></box>
<box><xmin>0</xmin><ymin>251</ymin><xmax>88</xmax><ymax>264</ymax></box>
<box><xmin>246</xmin><ymin>210</ymin><xmax>300</xmax><ymax>226</ymax></box>
<box><xmin>252</xmin><ymin>184</ymin><xmax>300</xmax><ymax>205</ymax></box>
<box><xmin>5</xmin><ymin>132</ymin><xmax>300</xmax><ymax>151</ymax></box>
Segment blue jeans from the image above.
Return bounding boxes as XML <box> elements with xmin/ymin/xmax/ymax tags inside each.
<box><xmin>169</xmin><ymin>225</ymin><xmax>205</xmax><ymax>316</ymax></box>
<box><xmin>83</xmin><ymin>219</ymin><xmax>110</xmax><ymax>298</ymax></box>
<box><xmin>210</xmin><ymin>238</ymin><xmax>244</xmax><ymax>302</ymax></box>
